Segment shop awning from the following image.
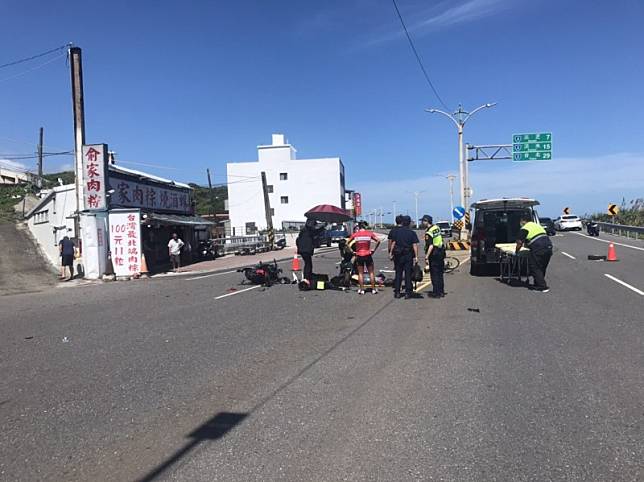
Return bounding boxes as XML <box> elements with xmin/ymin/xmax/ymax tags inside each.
<box><xmin>143</xmin><ymin>212</ymin><xmax>215</xmax><ymax>226</ymax></box>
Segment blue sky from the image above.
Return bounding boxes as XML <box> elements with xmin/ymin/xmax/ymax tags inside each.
<box><xmin>1</xmin><ymin>0</ymin><xmax>643</xmax><ymax>220</ymax></box>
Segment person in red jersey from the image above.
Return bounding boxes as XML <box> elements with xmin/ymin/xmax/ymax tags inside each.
<box><xmin>348</xmin><ymin>222</ymin><xmax>381</xmax><ymax>295</ymax></box>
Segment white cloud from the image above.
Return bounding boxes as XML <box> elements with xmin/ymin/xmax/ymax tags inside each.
<box><xmin>352</xmin><ymin>152</ymin><xmax>644</xmax><ymax>220</ymax></box>
<box><xmin>366</xmin><ymin>0</ymin><xmax>513</xmax><ymax>47</ymax></box>
<box><xmin>0</xmin><ymin>159</ymin><xmax>29</xmax><ymax>172</ymax></box>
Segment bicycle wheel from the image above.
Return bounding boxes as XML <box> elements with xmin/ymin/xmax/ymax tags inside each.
<box><xmin>444</xmin><ymin>256</ymin><xmax>460</xmax><ymax>272</ymax></box>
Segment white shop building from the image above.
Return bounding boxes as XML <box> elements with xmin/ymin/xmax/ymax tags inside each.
<box><xmin>227</xmin><ymin>134</ymin><xmax>348</xmax><ymax>235</ymax></box>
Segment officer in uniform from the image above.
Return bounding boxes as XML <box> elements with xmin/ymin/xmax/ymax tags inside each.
<box><xmin>515</xmin><ymin>214</ymin><xmax>553</xmax><ymax>292</ymax></box>
<box><xmin>421</xmin><ymin>215</ymin><xmax>445</xmax><ymax>298</ymax></box>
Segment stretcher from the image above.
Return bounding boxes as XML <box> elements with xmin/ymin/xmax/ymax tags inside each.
<box><xmin>495</xmin><ymin>243</ymin><xmax>530</xmax><ymax>283</ymax></box>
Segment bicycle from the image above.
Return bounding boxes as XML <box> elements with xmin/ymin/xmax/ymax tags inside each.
<box><xmin>444</xmin><ymin>256</ymin><xmax>460</xmax><ymax>273</ymax></box>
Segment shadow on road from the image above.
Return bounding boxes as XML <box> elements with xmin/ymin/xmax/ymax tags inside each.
<box><xmin>137</xmin><ymin>412</ymin><xmax>248</xmax><ymax>482</ymax></box>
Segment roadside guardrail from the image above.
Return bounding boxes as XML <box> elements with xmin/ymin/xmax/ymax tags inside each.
<box><xmin>596</xmin><ymin>222</ymin><xmax>644</xmax><ymax>240</ymax></box>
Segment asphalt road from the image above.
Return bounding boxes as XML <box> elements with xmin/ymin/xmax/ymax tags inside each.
<box><xmin>1</xmin><ymin>234</ymin><xmax>642</xmax><ymax>481</ymax></box>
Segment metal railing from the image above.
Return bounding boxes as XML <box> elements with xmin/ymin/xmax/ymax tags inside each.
<box><xmin>596</xmin><ymin>222</ymin><xmax>644</xmax><ymax>240</ymax></box>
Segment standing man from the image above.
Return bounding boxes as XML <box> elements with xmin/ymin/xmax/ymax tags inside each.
<box><xmin>296</xmin><ymin>219</ymin><xmax>326</xmax><ymax>286</ymax></box>
<box><xmin>58</xmin><ymin>235</ymin><xmax>75</xmax><ymax>281</ymax></box>
<box><xmin>387</xmin><ymin>215</ymin><xmax>403</xmax><ymax>291</ymax></box>
<box><xmin>389</xmin><ymin>215</ymin><xmax>420</xmax><ymax>299</ymax></box>
<box><xmin>421</xmin><ymin>215</ymin><xmax>446</xmax><ymax>298</ymax></box>
<box><xmin>348</xmin><ymin>222</ymin><xmax>381</xmax><ymax>295</ymax></box>
<box><xmin>516</xmin><ymin>214</ymin><xmax>553</xmax><ymax>292</ymax></box>
<box><xmin>168</xmin><ymin>232</ymin><xmax>184</xmax><ymax>272</ymax></box>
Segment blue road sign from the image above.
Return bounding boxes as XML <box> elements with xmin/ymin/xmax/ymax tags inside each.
<box><xmin>453</xmin><ymin>206</ymin><xmax>466</xmax><ymax>220</ymax></box>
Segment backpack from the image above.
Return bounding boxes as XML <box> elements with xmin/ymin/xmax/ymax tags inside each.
<box><xmin>412</xmin><ymin>263</ymin><xmax>424</xmax><ymax>282</ymax></box>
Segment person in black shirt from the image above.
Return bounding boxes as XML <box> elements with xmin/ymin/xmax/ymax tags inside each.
<box><xmin>387</xmin><ymin>215</ymin><xmax>403</xmax><ymax>293</ymax></box>
<box><xmin>388</xmin><ymin>215</ymin><xmax>420</xmax><ymax>299</ymax></box>
<box><xmin>58</xmin><ymin>236</ymin><xmax>75</xmax><ymax>281</ymax></box>
<box><xmin>296</xmin><ymin>219</ymin><xmax>325</xmax><ymax>285</ymax></box>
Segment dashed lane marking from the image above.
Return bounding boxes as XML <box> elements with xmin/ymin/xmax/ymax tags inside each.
<box><xmin>573</xmin><ymin>232</ymin><xmax>644</xmax><ymax>252</ymax></box>
<box><xmin>215</xmin><ymin>285</ymin><xmax>262</xmax><ymax>300</ymax></box>
<box><xmin>186</xmin><ymin>270</ymin><xmax>237</xmax><ymax>280</ymax></box>
<box><xmin>561</xmin><ymin>251</ymin><xmax>576</xmax><ymax>260</ymax></box>
<box><xmin>604</xmin><ymin>274</ymin><xmax>644</xmax><ymax>296</ymax></box>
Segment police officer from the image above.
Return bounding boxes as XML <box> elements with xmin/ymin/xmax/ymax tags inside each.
<box><xmin>421</xmin><ymin>215</ymin><xmax>445</xmax><ymax>298</ymax></box>
<box><xmin>515</xmin><ymin>214</ymin><xmax>553</xmax><ymax>292</ymax></box>
<box><xmin>388</xmin><ymin>215</ymin><xmax>420</xmax><ymax>299</ymax></box>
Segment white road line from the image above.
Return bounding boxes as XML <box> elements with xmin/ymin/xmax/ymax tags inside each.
<box><xmin>573</xmin><ymin>232</ymin><xmax>644</xmax><ymax>251</ymax></box>
<box><xmin>561</xmin><ymin>251</ymin><xmax>576</xmax><ymax>260</ymax></box>
<box><xmin>604</xmin><ymin>274</ymin><xmax>644</xmax><ymax>296</ymax></box>
<box><xmin>215</xmin><ymin>285</ymin><xmax>262</xmax><ymax>300</ymax></box>
<box><xmin>186</xmin><ymin>270</ymin><xmax>237</xmax><ymax>281</ymax></box>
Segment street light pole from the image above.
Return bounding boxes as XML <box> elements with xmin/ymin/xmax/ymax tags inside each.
<box><xmin>426</xmin><ymin>103</ymin><xmax>496</xmax><ymax>236</ymax></box>
<box><xmin>392</xmin><ymin>200</ymin><xmax>397</xmax><ymax>223</ymax></box>
<box><xmin>446</xmin><ymin>174</ymin><xmax>456</xmax><ymax>223</ymax></box>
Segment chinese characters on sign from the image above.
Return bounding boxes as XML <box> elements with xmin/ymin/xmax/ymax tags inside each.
<box><xmin>353</xmin><ymin>192</ymin><xmax>362</xmax><ymax>217</ymax></box>
<box><xmin>81</xmin><ymin>144</ymin><xmax>107</xmax><ymax>210</ymax></box>
<box><xmin>108</xmin><ymin>210</ymin><xmax>141</xmax><ymax>277</ymax></box>
<box><xmin>108</xmin><ymin>178</ymin><xmax>192</xmax><ymax>214</ymax></box>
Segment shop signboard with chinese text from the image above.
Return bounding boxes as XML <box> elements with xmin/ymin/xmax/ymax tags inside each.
<box><xmin>353</xmin><ymin>192</ymin><xmax>362</xmax><ymax>217</ymax></box>
<box><xmin>108</xmin><ymin>176</ymin><xmax>192</xmax><ymax>215</ymax></box>
<box><xmin>82</xmin><ymin>144</ymin><xmax>108</xmax><ymax>210</ymax></box>
<box><xmin>108</xmin><ymin>209</ymin><xmax>141</xmax><ymax>277</ymax></box>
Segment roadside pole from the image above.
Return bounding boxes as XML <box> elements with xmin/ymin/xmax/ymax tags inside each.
<box><xmin>446</xmin><ymin>174</ymin><xmax>455</xmax><ymax>223</ymax></box>
<box><xmin>426</xmin><ymin>103</ymin><xmax>496</xmax><ymax>239</ymax></box>
<box><xmin>206</xmin><ymin>168</ymin><xmax>215</xmax><ymax>218</ymax></box>
<box><xmin>69</xmin><ymin>46</ymin><xmax>86</xmax><ymax>243</ymax></box>
<box><xmin>261</xmin><ymin>171</ymin><xmax>274</xmax><ymax>249</ymax></box>
<box><xmin>37</xmin><ymin>127</ymin><xmax>44</xmax><ymax>178</ymax></box>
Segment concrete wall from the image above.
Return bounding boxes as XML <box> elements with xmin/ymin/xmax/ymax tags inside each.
<box><xmin>227</xmin><ymin>136</ymin><xmax>345</xmax><ymax>234</ymax></box>
<box><xmin>26</xmin><ymin>185</ymin><xmax>76</xmax><ymax>266</ymax></box>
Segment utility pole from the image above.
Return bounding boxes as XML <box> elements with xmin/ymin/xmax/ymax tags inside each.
<box><xmin>206</xmin><ymin>168</ymin><xmax>215</xmax><ymax>218</ymax></box>
<box><xmin>260</xmin><ymin>171</ymin><xmax>274</xmax><ymax>249</ymax></box>
<box><xmin>426</xmin><ymin>103</ymin><xmax>496</xmax><ymax>238</ymax></box>
<box><xmin>392</xmin><ymin>200</ymin><xmax>397</xmax><ymax>223</ymax></box>
<box><xmin>411</xmin><ymin>191</ymin><xmax>425</xmax><ymax>228</ymax></box>
<box><xmin>446</xmin><ymin>174</ymin><xmax>456</xmax><ymax>223</ymax></box>
<box><xmin>37</xmin><ymin>127</ymin><xmax>44</xmax><ymax>178</ymax></box>
<box><xmin>69</xmin><ymin>46</ymin><xmax>86</xmax><ymax>237</ymax></box>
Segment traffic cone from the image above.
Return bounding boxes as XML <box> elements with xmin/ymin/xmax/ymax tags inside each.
<box><xmin>140</xmin><ymin>253</ymin><xmax>150</xmax><ymax>277</ymax></box>
<box><xmin>292</xmin><ymin>255</ymin><xmax>301</xmax><ymax>271</ymax></box>
<box><xmin>607</xmin><ymin>243</ymin><xmax>618</xmax><ymax>262</ymax></box>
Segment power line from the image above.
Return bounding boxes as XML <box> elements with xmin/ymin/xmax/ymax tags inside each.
<box><xmin>390</xmin><ymin>0</ymin><xmax>451</xmax><ymax>111</ymax></box>
<box><xmin>0</xmin><ymin>43</ymin><xmax>71</xmax><ymax>70</ymax></box>
<box><xmin>0</xmin><ymin>52</ymin><xmax>67</xmax><ymax>84</ymax></box>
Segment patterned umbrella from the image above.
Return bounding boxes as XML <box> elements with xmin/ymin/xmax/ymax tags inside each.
<box><xmin>305</xmin><ymin>204</ymin><xmax>352</xmax><ymax>223</ymax></box>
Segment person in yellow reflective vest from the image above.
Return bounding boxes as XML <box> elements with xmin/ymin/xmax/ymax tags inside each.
<box><xmin>516</xmin><ymin>214</ymin><xmax>553</xmax><ymax>292</ymax></box>
<box><xmin>421</xmin><ymin>214</ymin><xmax>445</xmax><ymax>298</ymax></box>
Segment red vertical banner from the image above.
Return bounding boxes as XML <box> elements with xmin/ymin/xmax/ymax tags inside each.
<box><xmin>353</xmin><ymin>192</ymin><xmax>362</xmax><ymax>217</ymax></box>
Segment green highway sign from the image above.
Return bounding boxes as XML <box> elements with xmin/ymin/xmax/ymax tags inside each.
<box><xmin>512</xmin><ymin>132</ymin><xmax>552</xmax><ymax>162</ymax></box>
<box><xmin>513</xmin><ymin>151</ymin><xmax>552</xmax><ymax>161</ymax></box>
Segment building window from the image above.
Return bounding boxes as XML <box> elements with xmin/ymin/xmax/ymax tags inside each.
<box><xmin>34</xmin><ymin>210</ymin><xmax>49</xmax><ymax>224</ymax></box>
<box><xmin>279</xmin><ymin>173</ymin><xmax>288</xmax><ymax>181</ymax></box>
<box><xmin>280</xmin><ymin>196</ymin><xmax>289</xmax><ymax>204</ymax></box>
<box><xmin>267</xmin><ymin>185</ymin><xmax>274</xmax><ymax>193</ymax></box>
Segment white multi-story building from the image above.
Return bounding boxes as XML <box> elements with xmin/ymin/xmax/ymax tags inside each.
<box><xmin>227</xmin><ymin>134</ymin><xmax>347</xmax><ymax>234</ymax></box>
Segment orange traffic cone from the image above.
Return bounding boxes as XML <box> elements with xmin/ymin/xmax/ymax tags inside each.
<box><xmin>140</xmin><ymin>253</ymin><xmax>150</xmax><ymax>277</ymax></box>
<box><xmin>607</xmin><ymin>243</ymin><xmax>618</xmax><ymax>262</ymax></box>
<box><xmin>292</xmin><ymin>255</ymin><xmax>301</xmax><ymax>271</ymax></box>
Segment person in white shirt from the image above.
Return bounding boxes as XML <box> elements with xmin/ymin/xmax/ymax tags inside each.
<box><xmin>167</xmin><ymin>233</ymin><xmax>185</xmax><ymax>272</ymax></box>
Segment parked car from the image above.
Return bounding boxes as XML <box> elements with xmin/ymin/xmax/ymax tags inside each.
<box><xmin>327</xmin><ymin>224</ymin><xmax>349</xmax><ymax>244</ymax></box>
<box><xmin>436</xmin><ymin>221</ymin><xmax>452</xmax><ymax>238</ymax></box>
<box><xmin>554</xmin><ymin>215</ymin><xmax>583</xmax><ymax>231</ymax></box>
<box><xmin>470</xmin><ymin>198</ymin><xmax>540</xmax><ymax>275</ymax></box>
<box><xmin>539</xmin><ymin>217</ymin><xmax>556</xmax><ymax>236</ymax></box>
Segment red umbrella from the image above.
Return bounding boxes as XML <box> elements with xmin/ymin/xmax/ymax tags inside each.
<box><xmin>305</xmin><ymin>204</ymin><xmax>352</xmax><ymax>223</ymax></box>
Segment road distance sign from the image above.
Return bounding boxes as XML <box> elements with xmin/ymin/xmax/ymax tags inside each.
<box><xmin>513</xmin><ymin>132</ymin><xmax>552</xmax><ymax>162</ymax></box>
